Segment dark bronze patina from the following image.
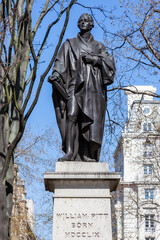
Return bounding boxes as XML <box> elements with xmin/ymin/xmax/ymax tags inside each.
<box><xmin>48</xmin><ymin>13</ymin><xmax>115</xmax><ymax>162</ymax></box>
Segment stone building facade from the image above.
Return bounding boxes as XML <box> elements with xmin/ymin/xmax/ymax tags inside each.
<box><xmin>114</xmin><ymin>86</ymin><xmax>160</xmax><ymax>240</ymax></box>
<box><xmin>11</xmin><ymin>164</ymin><xmax>37</xmax><ymax>240</ymax></box>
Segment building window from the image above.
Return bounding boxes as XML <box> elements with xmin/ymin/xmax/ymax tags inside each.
<box><xmin>144</xmin><ymin>150</ymin><xmax>153</xmax><ymax>157</ymax></box>
<box><xmin>145</xmin><ymin>215</ymin><xmax>155</xmax><ymax>231</ymax></box>
<box><xmin>145</xmin><ymin>237</ymin><xmax>155</xmax><ymax>240</ymax></box>
<box><xmin>128</xmin><ymin>124</ymin><xmax>134</xmax><ymax>132</ymax></box>
<box><xmin>145</xmin><ymin>189</ymin><xmax>154</xmax><ymax>199</ymax></box>
<box><xmin>130</xmin><ymin>110</ymin><xmax>137</xmax><ymax>121</ymax></box>
<box><xmin>143</xmin><ymin>122</ymin><xmax>152</xmax><ymax>132</ymax></box>
<box><xmin>143</xmin><ymin>106</ymin><xmax>152</xmax><ymax>116</ymax></box>
<box><xmin>144</xmin><ymin>165</ymin><xmax>152</xmax><ymax>175</ymax></box>
<box><xmin>143</xmin><ymin>143</ymin><xmax>153</xmax><ymax>158</ymax></box>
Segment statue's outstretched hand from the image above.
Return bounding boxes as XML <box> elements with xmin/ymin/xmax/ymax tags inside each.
<box><xmin>48</xmin><ymin>75</ymin><xmax>59</xmax><ymax>84</ymax></box>
<box><xmin>48</xmin><ymin>73</ymin><xmax>69</xmax><ymax>101</ymax></box>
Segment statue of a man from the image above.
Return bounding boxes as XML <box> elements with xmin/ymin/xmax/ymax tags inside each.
<box><xmin>48</xmin><ymin>13</ymin><xmax>115</xmax><ymax>162</ymax></box>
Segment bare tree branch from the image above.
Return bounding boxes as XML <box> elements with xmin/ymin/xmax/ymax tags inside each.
<box><xmin>37</xmin><ymin>7</ymin><xmax>67</xmax><ymax>59</ymax></box>
<box><xmin>32</xmin><ymin>0</ymin><xmax>60</xmax><ymax>37</ymax></box>
<box><xmin>125</xmin><ymin>37</ymin><xmax>160</xmax><ymax>69</ymax></box>
<box><xmin>140</xmin><ymin>9</ymin><xmax>160</xmax><ymax>62</ymax></box>
<box><xmin>24</xmin><ymin>0</ymin><xmax>77</xmax><ymax>123</ymax></box>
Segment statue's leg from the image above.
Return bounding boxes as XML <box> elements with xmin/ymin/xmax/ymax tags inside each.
<box><xmin>90</xmin><ymin>142</ymin><xmax>99</xmax><ymax>161</ymax></box>
<box><xmin>59</xmin><ymin>95</ymin><xmax>79</xmax><ymax>161</ymax></box>
<box><xmin>83</xmin><ymin>141</ymin><xmax>98</xmax><ymax>162</ymax></box>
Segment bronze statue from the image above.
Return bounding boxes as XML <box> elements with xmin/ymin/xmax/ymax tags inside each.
<box><xmin>48</xmin><ymin>13</ymin><xmax>115</xmax><ymax>162</ymax></box>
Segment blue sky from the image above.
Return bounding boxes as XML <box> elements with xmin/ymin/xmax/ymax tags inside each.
<box><xmin>21</xmin><ymin>2</ymin><xmax>123</xmax><ymax>238</ymax></box>
<box><xmin>28</xmin><ymin>0</ymin><xmax>123</xmax><ymax>135</ymax></box>
<box><xmin>16</xmin><ymin>1</ymin><xmax>160</xmax><ymax>239</ymax></box>
<box><xmin>28</xmin><ymin>0</ymin><xmax>159</xmax><ymax>139</ymax></box>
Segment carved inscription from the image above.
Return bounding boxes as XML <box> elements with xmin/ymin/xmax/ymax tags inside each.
<box><xmin>72</xmin><ymin>223</ymin><xmax>93</xmax><ymax>228</ymax></box>
<box><xmin>65</xmin><ymin>232</ymin><xmax>100</xmax><ymax>238</ymax></box>
<box><xmin>55</xmin><ymin>213</ymin><xmax>108</xmax><ymax>238</ymax></box>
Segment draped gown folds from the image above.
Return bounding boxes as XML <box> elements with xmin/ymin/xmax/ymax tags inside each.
<box><xmin>51</xmin><ymin>33</ymin><xmax>115</xmax><ymax>161</ymax></box>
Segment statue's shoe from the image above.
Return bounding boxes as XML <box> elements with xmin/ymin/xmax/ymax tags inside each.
<box><xmin>58</xmin><ymin>153</ymin><xmax>74</xmax><ymax>162</ymax></box>
<box><xmin>83</xmin><ymin>156</ymin><xmax>97</xmax><ymax>162</ymax></box>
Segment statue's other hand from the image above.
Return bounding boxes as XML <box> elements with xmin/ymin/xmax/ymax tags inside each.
<box><xmin>82</xmin><ymin>54</ymin><xmax>94</xmax><ymax>64</ymax></box>
<box><xmin>82</xmin><ymin>54</ymin><xmax>100</xmax><ymax>65</ymax></box>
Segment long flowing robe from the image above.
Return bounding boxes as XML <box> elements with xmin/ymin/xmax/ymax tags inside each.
<box><xmin>52</xmin><ymin>33</ymin><xmax>115</xmax><ymax>161</ymax></box>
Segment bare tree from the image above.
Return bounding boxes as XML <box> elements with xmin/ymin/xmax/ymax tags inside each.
<box><xmin>0</xmin><ymin>0</ymin><xmax>77</xmax><ymax>238</ymax></box>
<box><xmin>11</xmin><ymin>126</ymin><xmax>60</xmax><ymax>239</ymax></box>
<box><xmin>102</xmin><ymin>0</ymin><xmax>160</xmax><ymax>80</ymax></box>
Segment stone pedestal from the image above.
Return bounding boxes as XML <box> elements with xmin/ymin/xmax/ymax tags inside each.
<box><xmin>44</xmin><ymin>162</ymin><xmax>120</xmax><ymax>240</ymax></box>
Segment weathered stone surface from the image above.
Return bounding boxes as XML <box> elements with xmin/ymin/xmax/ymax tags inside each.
<box><xmin>53</xmin><ymin>198</ymin><xmax>111</xmax><ymax>240</ymax></box>
<box><xmin>55</xmin><ymin>162</ymin><xmax>109</xmax><ymax>173</ymax></box>
<box><xmin>44</xmin><ymin>162</ymin><xmax>120</xmax><ymax>240</ymax></box>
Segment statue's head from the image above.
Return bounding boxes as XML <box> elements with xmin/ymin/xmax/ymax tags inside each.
<box><xmin>77</xmin><ymin>13</ymin><xmax>94</xmax><ymax>32</ymax></box>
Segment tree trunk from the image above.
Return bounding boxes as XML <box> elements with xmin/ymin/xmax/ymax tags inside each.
<box><xmin>0</xmin><ymin>182</ymin><xmax>9</xmax><ymax>240</ymax></box>
<box><xmin>0</xmin><ymin>71</ymin><xmax>11</xmax><ymax>240</ymax></box>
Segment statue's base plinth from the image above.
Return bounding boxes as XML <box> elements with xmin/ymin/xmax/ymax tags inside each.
<box><xmin>44</xmin><ymin>162</ymin><xmax>120</xmax><ymax>240</ymax></box>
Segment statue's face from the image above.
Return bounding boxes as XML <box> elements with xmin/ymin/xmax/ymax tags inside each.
<box><xmin>78</xmin><ymin>14</ymin><xmax>93</xmax><ymax>32</ymax></box>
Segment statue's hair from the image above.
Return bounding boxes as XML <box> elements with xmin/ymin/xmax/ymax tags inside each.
<box><xmin>77</xmin><ymin>13</ymin><xmax>94</xmax><ymax>29</ymax></box>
